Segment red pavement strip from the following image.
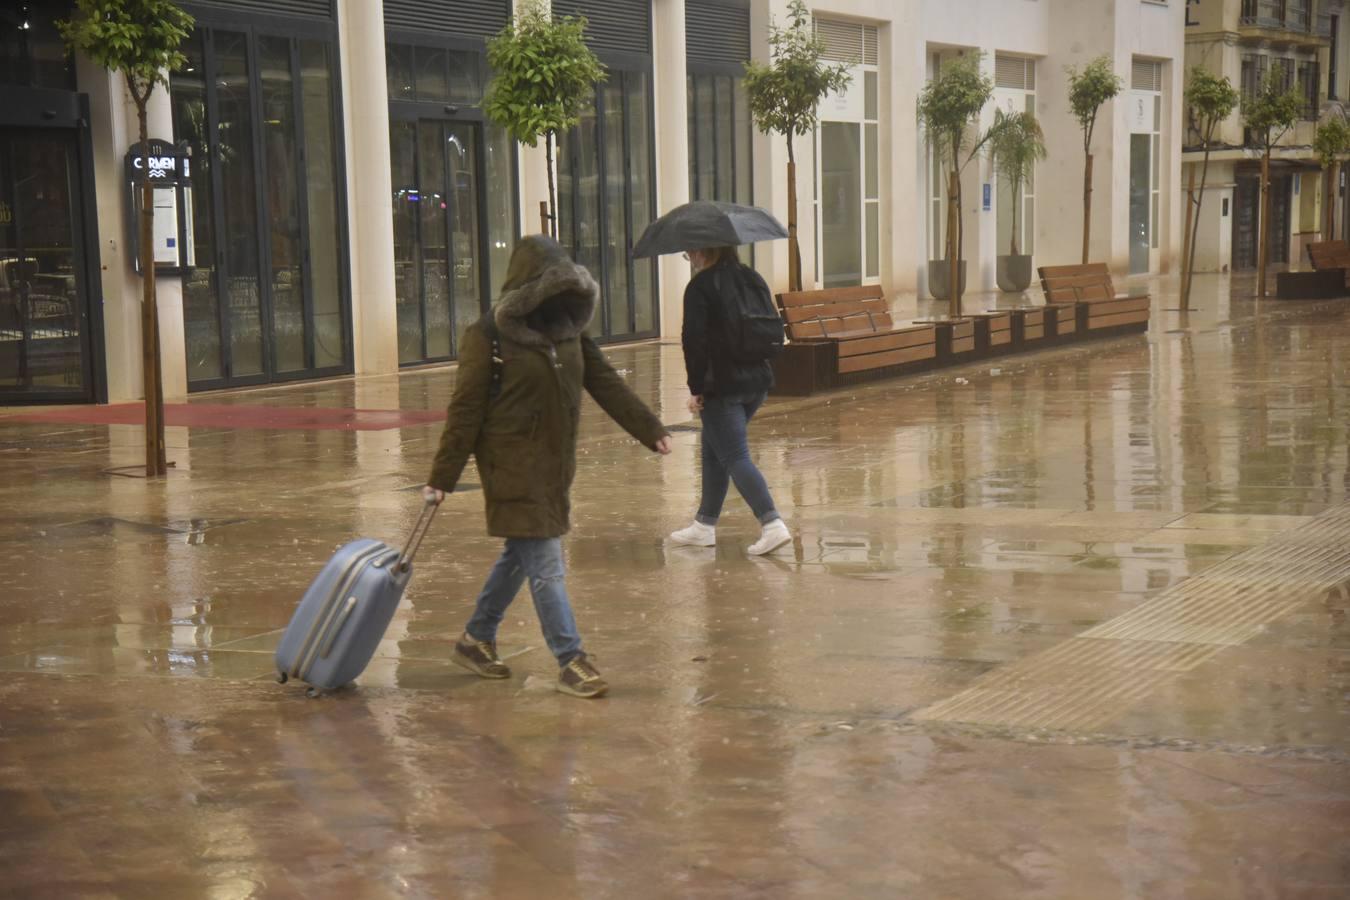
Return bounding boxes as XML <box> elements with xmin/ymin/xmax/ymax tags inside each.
<box><xmin>0</xmin><ymin>403</ymin><xmax>446</xmax><ymax>431</ymax></box>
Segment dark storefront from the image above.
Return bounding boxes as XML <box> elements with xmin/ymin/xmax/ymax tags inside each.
<box><xmin>0</xmin><ymin>1</ymin><xmax>104</xmax><ymax>405</ymax></box>
<box><xmin>172</xmin><ymin>1</ymin><xmax>351</xmax><ymax>390</ymax></box>
<box><xmin>385</xmin><ymin>0</ymin><xmax>517</xmax><ymax>366</ymax></box>
<box><xmin>1232</xmin><ymin>168</ymin><xmax>1292</xmax><ymax>271</ymax></box>
<box><xmin>554</xmin><ymin>0</ymin><xmax>658</xmax><ymax>342</ymax></box>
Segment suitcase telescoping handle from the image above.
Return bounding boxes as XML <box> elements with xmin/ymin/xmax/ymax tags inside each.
<box><xmin>397</xmin><ymin>496</ymin><xmax>440</xmax><ymax>573</ymax></box>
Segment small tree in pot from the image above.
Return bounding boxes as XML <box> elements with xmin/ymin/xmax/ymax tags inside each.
<box><xmin>744</xmin><ymin>0</ymin><xmax>851</xmax><ymax>292</ymax></box>
<box><xmin>1067</xmin><ymin>56</ymin><xmax>1122</xmax><ymax>265</ymax></box>
<box><xmin>484</xmin><ymin>0</ymin><xmax>605</xmax><ymax>239</ymax></box>
<box><xmin>917</xmin><ymin>52</ymin><xmax>994</xmax><ymax>314</ymax></box>
<box><xmin>988</xmin><ymin>109</ymin><xmax>1047</xmax><ymax>292</ymax></box>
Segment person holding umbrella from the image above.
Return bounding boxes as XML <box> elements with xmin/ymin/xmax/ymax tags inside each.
<box><xmin>633</xmin><ymin>201</ymin><xmax>792</xmax><ymax>556</ymax></box>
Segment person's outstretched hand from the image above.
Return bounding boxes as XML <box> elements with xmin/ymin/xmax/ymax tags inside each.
<box><xmin>423</xmin><ymin>486</ymin><xmax>445</xmax><ymax>504</ymax></box>
<box><xmin>654</xmin><ymin>436</ymin><xmax>673</xmax><ymax>456</ymax></box>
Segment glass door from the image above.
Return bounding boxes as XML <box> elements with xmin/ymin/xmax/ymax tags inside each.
<box><xmin>391</xmin><ymin>117</ymin><xmax>488</xmax><ymax>365</ymax></box>
<box><xmin>0</xmin><ymin>129</ymin><xmax>95</xmax><ymax>403</ymax></box>
<box><xmin>1129</xmin><ymin>134</ymin><xmax>1151</xmax><ymax>275</ymax></box>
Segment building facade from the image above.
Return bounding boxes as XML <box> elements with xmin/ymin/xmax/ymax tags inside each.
<box><xmin>1183</xmin><ymin>0</ymin><xmax>1350</xmax><ymax>273</ymax></box>
<box><xmin>0</xmin><ymin>0</ymin><xmax>1183</xmax><ymax>407</ymax></box>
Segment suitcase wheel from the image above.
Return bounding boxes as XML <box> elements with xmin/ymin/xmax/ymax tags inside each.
<box><xmin>276</xmin><ymin>672</ymin><xmax>288</xmax><ymax>684</ymax></box>
<box><xmin>305</xmin><ymin>687</ymin><xmax>323</xmax><ymax>699</ymax></box>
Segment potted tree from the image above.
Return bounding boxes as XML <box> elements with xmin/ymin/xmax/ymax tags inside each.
<box><xmin>1242</xmin><ymin>70</ymin><xmax>1303</xmax><ymax>299</ymax></box>
<box><xmin>1067</xmin><ymin>56</ymin><xmax>1122</xmax><ymax>264</ymax></box>
<box><xmin>917</xmin><ymin>52</ymin><xmax>994</xmax><ymax>312</ymax></box>
<box><xmin>1180</xmin><ymin>68</ymin><xmax>1240</xmax><ymax>310</ymax></box>
<box><xmin>988</xmin><ymin>109</ymin><xmax>1047</xmax><ymax>292</ymax></box>
<box><xmin>483</xmin><ymin>0</ymin><xmax>605</xmax><ymax>239</ymax></box>
<box><xmin>743</xmin><ymin>0</ymin><xmax>851</xmax><ymax>292</ymax></box>
<box><xmin>60</xmin><ymin>0</ymin><xmax>193</xmax><ymax>478</ymax></box>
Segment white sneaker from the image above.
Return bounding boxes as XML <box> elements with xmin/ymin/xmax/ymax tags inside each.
<box><xmin>670</xmin><ymin>521</ymin><xmax>716</xmax><ymax>547</ymax></box>
<box><xmin>747</xmin><ymin>520</ymin><xmax>792</xmax><ymax>556</ymax></box>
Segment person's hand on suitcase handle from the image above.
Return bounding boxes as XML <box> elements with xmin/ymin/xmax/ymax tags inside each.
<box><xmin>422</xmin><ymin>486</ymin><xmax>444</xmax><ymax>505</ymax></box>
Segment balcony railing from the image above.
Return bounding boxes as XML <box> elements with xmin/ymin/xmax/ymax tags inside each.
<box><xmin>1239</xmin><ymin>0</ymin><xmax>1330</xmax><ymax>37</ymax></box>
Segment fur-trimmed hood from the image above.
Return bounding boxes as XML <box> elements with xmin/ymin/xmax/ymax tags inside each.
<box><xmin>493</xmin><ymin>235</ymin><xmax>597</xmax><ymax>348</ymax></box>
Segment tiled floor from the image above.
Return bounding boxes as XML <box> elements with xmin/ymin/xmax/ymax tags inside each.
<box><xmin>0</xmin><ymin>272</ymin><xmax>1347</xmax><ymax>897</ymax></box>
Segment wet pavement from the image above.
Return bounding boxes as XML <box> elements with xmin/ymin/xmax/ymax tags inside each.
<box><xmin>1</xmin><ymin>273</ymin><xmax>1348</xmax><ymax>898</ymax></box>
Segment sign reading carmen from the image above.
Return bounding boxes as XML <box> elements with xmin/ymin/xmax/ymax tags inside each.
<box><xmin>124</xmin><ymin>139</ymin><xmax>190</xmax><ymax>183</ymax></box>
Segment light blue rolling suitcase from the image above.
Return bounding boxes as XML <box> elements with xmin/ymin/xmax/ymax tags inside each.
<box><xmin>275</xmin><ymin>498</ymin><xmax>438</xmax><ymax>696</ymax></box>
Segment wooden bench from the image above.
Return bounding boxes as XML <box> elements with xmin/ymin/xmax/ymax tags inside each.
<box><xmin>1038</xmin><ymin>263</ymin><xmax>1150</xmax><ymax>335</ymax></box>
<box><xmin>1306</xmin><ymin>240</ymin><xmax>1350</xmax><ymax>286</ymax></box>
<box><xmin>775</xmin><ymin>285</ymin><xmax>938</xmax><ymax>386</ymax></box>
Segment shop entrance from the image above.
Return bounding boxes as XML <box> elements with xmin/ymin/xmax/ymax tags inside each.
<box><xmin>0</xmin><ymin>128</ymin><xmax>97</xmax><ymax>403</ymax></box>
<box><xmin>389</xmin><ymin>116</ymin><xmax>489</xmax><ymax>364</ymax></box>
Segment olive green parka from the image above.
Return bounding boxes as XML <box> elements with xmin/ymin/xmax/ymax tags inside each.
<box><xmin>427</xmin><ymin>236</ymin><xmax>668</xmax><ymax>538</ymax></box>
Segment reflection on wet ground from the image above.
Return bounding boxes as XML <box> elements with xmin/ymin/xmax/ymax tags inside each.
<box><xmin>1</xmin><ymin>274</ymin><xmax>1348</xmax><ymax>896</ymax></box>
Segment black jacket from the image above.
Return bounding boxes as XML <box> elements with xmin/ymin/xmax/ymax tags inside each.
<box><xmin>681</xmin><ymin>259</ymin><xmax>775</xmax><ymax>398</ymax></box>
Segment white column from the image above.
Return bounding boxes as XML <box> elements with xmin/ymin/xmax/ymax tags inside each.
<box><xmin>516</xmin><ymin>0</ymin><xmax>552</xmax><ymax>239</ymax></box>
<box><xmin>79</xmin><ymin>58</ymin><xmax>187</xmax><ymax>402</ymax></box>
<box><xmin>653</xmin><ymin>0</ymin><xmax>691</xmax><ymax>340</ymax></box>
<box><xmin>338</xmin><ymin>0</ymin><xmax>398</xmax><ymax>375</ymax></box>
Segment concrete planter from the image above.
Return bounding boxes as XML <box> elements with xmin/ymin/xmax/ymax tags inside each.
<box><xmin>927</xmin><ymin>260</ymin><xmax>967</xmax><ymax>301</ymax></box>
<box><xmin>996</xmin><ymin>255</ymin><xmax>1034</xmax><ymax>293</ymax></box>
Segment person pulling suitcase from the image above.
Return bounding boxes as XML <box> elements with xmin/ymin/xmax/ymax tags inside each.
<box><xmin>424</xmin><ymin>235</ymin><xmax>671</xmax><ymax>698</ymax></box>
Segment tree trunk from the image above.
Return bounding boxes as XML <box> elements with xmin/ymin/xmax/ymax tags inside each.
<box><xmin>1081</xmin><ymin>152</ymin><xmax>1094</xmax><ymax>264</ymax></box>
<box><xmin>1328</xmin><ymin>161</ymin><xmax>1340</xmax><ymax>241</ymax></box>
<box><xmin>545</xmin><ymin>131</ymin><xmax>558</xmax><ymax>240</ymax></box>
<box><xmin>1180</xmin><ymin>162</ymin><xmax>1196</xmax><ymax>310</ymax></box>
<box><xmin>947</xmin><ymin>169</ymin><xmax>961</xmax><ymax>318</ymax></box>
<box><xmin>786</xmin><ymin>136</ymin><xmax>801</xmax><ymax>292</ymax></box>
<box><xmin>136</xmin><ymin>103</ymin><xmax>165</xmax><ymax>477</ymax></box>
<box><xmin>1010</xmin><ymin>177</ymin><xmax>1021</xmax><ymax>257</ymax></box>
<box><xmin>1183</xmin><ymin>146</ymin><xmax>1212</xmax><ymax>311</ymax></box>
<box><xmin>1258</xmin><ymin>148</ymin><xmax>1270</xmax><ymax>299</ymax></box>
<box><xmin>539</xmin><ymin>201</ymin><xmax>549</xmax><ymax>236</ymax></box>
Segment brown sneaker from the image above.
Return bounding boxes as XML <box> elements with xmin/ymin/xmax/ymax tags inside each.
<box><xmin>557</xmin><ymin>654</ymin><xmax>608</xmax><ymax>698</ymax></box>
<box><xmin>452</xmin><ymin>633</ymin><xmax>511</xmax><ymax>679</ymax></box>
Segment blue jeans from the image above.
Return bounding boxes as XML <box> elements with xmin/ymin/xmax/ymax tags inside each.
<box><xmin>466</xmin><ymin>538</ymin><xmax>582</xmax><ymax>666</ymax></box>
<box><xmin>697</xmin><ymin>392</ymin><xmax>781</xmax><ymax>527</ymax></box>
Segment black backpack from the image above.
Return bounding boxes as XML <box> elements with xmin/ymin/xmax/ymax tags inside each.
<box><xmin>713</xmin><ymin>263</ymin><xmax>785</xmax><ymax>363</ymax></box>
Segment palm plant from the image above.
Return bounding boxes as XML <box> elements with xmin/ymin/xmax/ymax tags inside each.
<box><xmin>988</xmin><ymin>109</ymin><xmax>1047</xmax><ymax>258</ymax></box>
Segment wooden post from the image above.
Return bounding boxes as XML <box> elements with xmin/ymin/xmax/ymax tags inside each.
<box><xmin>1180</xmin><ymin>162</ymin><xmax>1196</xmax><ymax>309</ymax></box>
<box><xmin>1082</xmin><ymin>152</ymin><xmax>1094</xmax><ymax>265</ymax></box>
<box><xmin>1258</xmin><ymin>150</ymin><xmax>1270</xmax><ymax>299</ymax></box>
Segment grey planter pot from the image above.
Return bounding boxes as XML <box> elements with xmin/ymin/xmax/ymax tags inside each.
<box><xmin>997</xmin><ymin>255</ymin><xmax>1034</xmax><ymax>293</ymax></box>
<box><xmin>927</xmin><ymin>260</ymin><xmax>967</xmax><ymax>301</ymax></box>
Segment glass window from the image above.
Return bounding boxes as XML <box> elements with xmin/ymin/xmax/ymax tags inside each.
<box><xmin>864</xmin><ymin>71</ymin><xmax>878</xmax><ymax>121</ymax></box>
<box><xmin>686</xmin><ymin>77</ymin><xmax>698</xmax><ymax>196</ymax></box>
<box><xmin>865</xmin><ymin>203</ymin><xmax>878</xmax><ymax>280</ymax></box>
<box><xmin>733</xmin><ymin>78</ymin><xmax>751</xmax><ymax>206</ymax></box>
<box><xmin>418</xmin><ymin>121</ymin><xmax>450</xmax><ymax>359</ymax></box>
<box><xmin>627</xmin><ymin>72</ymin><xmax>655</xmax><ymax>334</ymax></box>
<box><xmin>387</xmin><ymin>43</ymin><xmax>414</xmax><ymax>101</ymax></box>
<box><xmin>300</xmin><ymin>40</ymin><xmax>344</xmax><ymax>370</ymax></box>
<box><xmin>449</xmin><ymin>50</ymin><xmax>482</xmax><ymax>105</ymax></box>
<box><xmin>714</xmin><ymin>77</ymin><xmax>733</xmax><ymax>199</ymax></box>
<box><xmin>259</xmin><ymin>36</ymin><xmax>305</xmax><ymax>374</ymax></box>
<box><xmin>171</xmin><ymin>31</ymin><xmax>222</xmax><ymax>382</ymax></box>
<box><xmin>602</xmin><ymin>83</ymin><xmax>630</xmax><ymax>336</ymax></box>
<box><xmin>416</xmin><ymin>45</ymin><xmax>449</xmax><ymax>104</ymax></box>
<box><xmin>0</xmin><ymin>5</ymin><xmax>73</xmax><ymax>89</ymax></box>
<box><xmin>865</xmin><ymin>123</ymin><xmax>878</xmax><ymax>200</ymax></box>
<box><xmin>215</xmin><ymin>31</ymin><xmax>264</xmax><ymax>378</ymax></box>
<box><xmin>390</xmin><ymin>119</ymin><xmax>421</xmax><ymax>364</ymax></box>
<box><xmin>695</xmin><ymin>76</ymin><xmax>716</xmax><ymax>201</ymax></box>
<box><xmin>821</xmin><ymin>122</ymin><xmax>861</xmax><ymax>287</ymax></box>
<box><xmin>484</xmin><ymin>123</ymin><xmax>515</xmax><ymax>296</ymax></box>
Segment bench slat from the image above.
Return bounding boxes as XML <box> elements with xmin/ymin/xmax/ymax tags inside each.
<box><xmin>778</xmin><ymin>285</ymin><xmax>885</xmax><ymax>308</ymax></box>
<box><xmin>781</xmin><ymin>298</ymin><xmax>889</xmax><ymax>324</ymax></box>
<box><xmin>837</xmin><ymin>343</ymin><xmax>937</xmax><ymax>374</ymax></box>
<box><xmin>836</xmin><ymin>327</ymin><xmax>936</xmax><ymax>358</ymax></box>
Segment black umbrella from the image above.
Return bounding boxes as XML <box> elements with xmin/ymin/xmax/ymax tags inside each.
<box><xmin>631</xmin><ymin>200</ymin><xmax>788</xmax><ymax>259</ymax></box>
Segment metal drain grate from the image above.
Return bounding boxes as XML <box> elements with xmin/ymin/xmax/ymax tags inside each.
<box><xmin>913</xmin><ymin>503</ymin><xmax>1350</xmax><ymax>731</ymax></box>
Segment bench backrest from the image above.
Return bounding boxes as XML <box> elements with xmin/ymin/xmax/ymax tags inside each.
<box><xmin>1307</xmin><ymin>240</ymin><xmax>1350</xmax><ymax>270</ymax></box>
<box><xmin>1038</xmin><ymin>263</ymin><xmax>1116</xmax><ymax>303</ymax></box>
<box><xmin>775</xmin><ymin>285</ymin><xmax>893</xmax><ymax>340</ymax></box>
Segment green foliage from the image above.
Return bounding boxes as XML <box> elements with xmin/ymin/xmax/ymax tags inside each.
<box><xmin>483</xmin><ymin>0</ymin><xmax>606</xmax><ymax>148</ymax></box>
<box><xmin>1242</xmin><ymin>69</ymin><xmax>1304</xmax><ymax>150</ymax></box>
<box><xmin>743</xmin><ymin>0</ymin><xmax>852</xmax><ymax>144</ymax></box>
<box><xmin>59</xmin><ymin>0</ymin><xmax>193</xmax><ymax>105</ymax></box>
<box><xmin>1066</xmin><ymin>56</ymin><xmax>1122</xmax><ymax>151</ymax></box>
<box><xmin>988</xmin><ymin>109</ymin><xmax>1046</xmax><ymax>199</ymax></box>
<box><xmin>1185</xmin><ymin>67</ymin><xmax>1240</xmax><ymax>146</ymax></box>
<box><xmin>1314</xmin><ymin>116</ymin><xmax>1350</xmax><ymax>169</ymax></box>
<box><xmin>917</xmin><ymin>53</ymin><xmax>994</xmax><ymax>173</ymax></box>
